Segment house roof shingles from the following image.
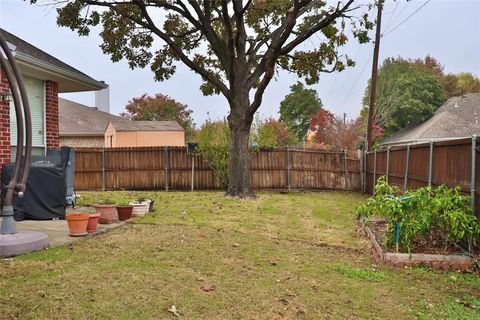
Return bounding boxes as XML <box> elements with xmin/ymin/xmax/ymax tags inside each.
<box><xmin>59</xmin><ymin>98</ymin><xmax>122</xmax><ymax>137</ymax></box>
<box><xmin>382</xmin><ymin>92</ymin><xmax>480</xmax><ymax>145</ymax></box>
<box><xmin>0</xmin><ymin>28</ymin><xmax>106</xmax><ymax>91</ymax></box>
<box><xmin>1</xmin><ymin>28</ymin><xmax>95</xmax><ymax>81</ymax></box>
<box><xmin>109</xmin><ymin>120</ymin><xmax>184</xmax><ymax>132</ymax></box>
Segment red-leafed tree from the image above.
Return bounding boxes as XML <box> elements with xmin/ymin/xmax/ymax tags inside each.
<box><xmin>308</xmin><ymin>110</ymin><xmax>364</xmax><ymax>151</ymax></box>
<box><xmin>308</xmin><ymin>109</ymin><xmax>335</xmax><ymax>147</ymax></box>
<box><xmin>254</xmin><ymin>118</ymin><xmax>298</xmax><ymax>148</ymax></box>
<box><xmin>121</xmin><ymin>93</ymin><xmax>195</xmax><ymax>139</ymax></box>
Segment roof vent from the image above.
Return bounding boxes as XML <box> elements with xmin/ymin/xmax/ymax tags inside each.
<box><xmin>454</xmin><ymin>101</ymin><xmax>460</xmax><ymax>108</ymax></box>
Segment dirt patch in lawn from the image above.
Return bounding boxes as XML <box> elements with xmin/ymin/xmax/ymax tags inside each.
<box><xmin>369</xmin><ymin>219</ymin><xmax>478</xmax><ymax>256</ymax></box>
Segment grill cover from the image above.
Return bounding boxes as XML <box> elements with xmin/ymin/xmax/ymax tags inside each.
<box><xmin>1</xmin><ymin>160</ymin><xmax>67</xmax><ymax>220</ymax></box>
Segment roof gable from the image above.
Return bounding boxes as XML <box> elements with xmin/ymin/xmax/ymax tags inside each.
<box><xmin>59</xmin><ymin>98</ymin><xmax>123</xmax><ymax>136</ymax></box>
<box><xmin>382</xmin><ymin>93</ymin><xmax>480</xmax><ymax>145</ymax></box>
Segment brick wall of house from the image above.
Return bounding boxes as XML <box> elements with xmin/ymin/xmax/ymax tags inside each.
<box><xmin>45</xmin><ymin>80</ymin><xmax>59</xmax><ymax>149</ymax></box>
<box><xmin>0</xmin><ymin>68</ymin><xmax>11</xmax><ymax>166</ymax></box>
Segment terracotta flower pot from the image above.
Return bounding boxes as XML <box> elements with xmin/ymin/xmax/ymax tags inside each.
<box><xmin>66</xmin><ymin>213</ymin><xmax>89</xmax><ymax>237</ymax></box>
<box><xmin>94</xmin><ymin>204</ymin><xmax>117</xmax><ymax>224</ymax></box>
<box><xmin>117</xmin><ymin>206</ymin><xmax>133</xmax><ymax>221</ymax></box>
<box><xmin>129</xmin><ymin>202</ymin><xmax>149</xmax><ymax>217</ymax></box>
<box><xmin>87</xmin><ymin>213</ymin><xmax>101</xmax><ymax>233</ymax></box>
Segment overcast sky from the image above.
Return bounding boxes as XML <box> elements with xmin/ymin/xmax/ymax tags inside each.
<box><xmin>0</xmin><ymin>0</ymin><xmax>479</xmax><ymax>125</ymax></box>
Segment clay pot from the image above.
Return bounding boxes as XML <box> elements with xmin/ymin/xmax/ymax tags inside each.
<box><xmin>117</xmin><ymin>206</ymin><xmax>133</xmax><ymax>221</ymax></box>
<box><xmin>87</xmin><ymin>213</ymin><xmax>101</xmax><ymax>233</ymax></box>
<box><xmin>129</xmin><ymin>202</ymin><xmax>149</xmax><ymax>217</ymax></box>
<box><xmin>66</xmin><ymin>213</ymin><xmax>89</xmax><ymax>237</ymax></box>
<box><xmin>94</xmin><ymin>204</ymin><xmax>117</xmax><ymax>224</ymax></box>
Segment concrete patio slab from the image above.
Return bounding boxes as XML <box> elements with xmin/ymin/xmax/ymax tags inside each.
<box><xmin>1</xmin><ymin>206</ymin><xmax>127</xmax><ymax>249</ymax></box>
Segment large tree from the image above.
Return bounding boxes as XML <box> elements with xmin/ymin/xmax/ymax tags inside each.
<box><xmin>121</xmin><ymin>93</ymin><xmax>195</xmax><ymax>139</ymax></box>
<box><xmin>49</xmin><ymin>0</ymin><xmax>371</xmax><ymax>197</ymax></box>
<box><xmin>410</xmin><ymin>56</ymin><xmax>480</xmax><ymax>98</ymax></box>
<box><xmin>279</xmin><ymin>82</ymin><xmax>323</xmax><ymax>141</ymax></box>
<box><xmin>362</xmin><ymin>57</ymin><xmax>445</xmax><ymax>138</ymax></box>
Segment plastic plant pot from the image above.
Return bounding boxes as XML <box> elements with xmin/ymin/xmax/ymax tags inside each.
<box><xmin>129</xmin><ymin>202</ymin><xmax>149</xmax><ymax>217</ymax></box>
<box><xmin>117</xmin><ymin>206</ymin><xmax>133</xmax><ymax>221</ymax></box>
<box><xmin>94</xmin><ymin>204</ymin><xmax>117</xmax><ymax>224</ymax></box>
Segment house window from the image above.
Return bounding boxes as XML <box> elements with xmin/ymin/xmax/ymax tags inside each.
<box><xmin>10</xmin><ymin>75</ymin><xmax>45</xmax><ymax>160</ymax></box>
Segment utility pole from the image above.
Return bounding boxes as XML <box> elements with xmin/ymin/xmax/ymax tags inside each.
<box><xmin>366</xmin><ymin>0</ymin><xmax>383</xmax><ymax>151</ymax></box>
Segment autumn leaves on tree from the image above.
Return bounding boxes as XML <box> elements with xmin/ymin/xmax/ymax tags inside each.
<box><xmin>54</xmin><ymin>0</ymin><xmax>371</xmax><ymax>197</ymax></box>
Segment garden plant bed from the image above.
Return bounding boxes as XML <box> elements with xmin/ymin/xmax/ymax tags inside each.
<box><xmin>360</xmin><ymin>219</ymin><xmax>476</xmax><ymax>272</ymax></box>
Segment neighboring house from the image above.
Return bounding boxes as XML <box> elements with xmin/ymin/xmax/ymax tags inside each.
<box><xmin>59</xmin><ymin>98</ymin><xmax>122</xmax><ymax>148</ymax></box>
<box><xmin>0</xmin><ymin>28</ymin><xmax>106</xmax><ymax>166</ymax></box>
<box><xmin>381</xmin><ymin>93</ymin><xmax>480</xmax><ymax>146</ymax></box>
<box><xmin>105</xmin><ymin>120</ymin><xmax>185</xmax><ymax>147</ymax></box>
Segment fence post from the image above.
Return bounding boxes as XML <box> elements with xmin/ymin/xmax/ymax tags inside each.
<box><xmin>364</xmin><ymin>150</ymin><xmax>368</xmax><ymax>192</ymax></box>
<box><xmin>101</xmin><ymin>148</ymin><xmax>106</xmax><ymax>191</ymax></box>
<box><xmin>286</xmin><ymin>147</ymin><xmax>291</xmax><ymax>190</ymax></box>
<box><xmin>373</xmin><ymin>150</ymin><xmax>377</xmax><ymax>195</ymax></box>
<box><xmin>164</xmin><ymin>146</ymin><xmax>169</xmax><ymax>191</ymax></box>
<box><xmin>191</xmin><ymin>155</ymin><xmax>195</xmax><ymax>192</ymax></box>
<box><xmin>360</xmin><ymin>150</ymin><xmax>364</xmax><ymax>193</ymax></box>
<box><xmin>403</xmin><ymin>144</ymin><xmax>410</xmax><ymax>191</ymax></box>
<box><xmin>471</xmin><ymin>135</ymin><xmax>477</xmax><ymax>213</ymax></box>
<box><xmin>343</xmin><ymin>149</ymin><xmax>348</xmax><ymax>190</ymax></box>
<box><xmin>428</xmin><ymin>140</ymin><xmax>434</xmax><ymax>187</ymax></box>
<box><xmin>386</xmin><ymin>147</ymin><xmax>390</xmax><ymax>183</ymax></box>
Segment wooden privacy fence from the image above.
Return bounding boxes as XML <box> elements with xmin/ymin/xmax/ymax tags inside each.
<box><xmin>74</xmin><ymin>147</ymin><xmax>361</xmax><ymax>192</ymax></box>
<box><xmin>364</xmin><ymin>136</ymin><xmax>480</xmax><ymax>217</ymax></box>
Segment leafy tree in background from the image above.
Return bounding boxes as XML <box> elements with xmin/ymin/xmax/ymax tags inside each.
<box><xmin>307</xmin><ymin>109</ymin><xmax>334</xmax><ymax>147</ymax></box>
<box><xmin>357</xmin><ymin>106</ymin><xmax>384</xmax><ymax>149</ymax></box>
<box><xmin>411</xmin><ymin>56</ymin><xmax>480</xmax><ymax>98</ymax></box>
<box><xmin>196</xmin><ymin>120</ymin><xmax>230</xmax><ymax>188</ymax></box>
<box><xmin>455</xmin><ymin>73</ymin><xmax>480</xmax><ymax>95</ymax></box>
<box><xmin>279</xmin><ymin>82</ymin><xmax>323</xmax><ymax>141</ymax></box>
<box><xmin>308</xmin><ymin>110</ymin><xmax>363</xmax><ymax>151</ymax></box>
<box><xmin>50</xmin><ymin>0</ymin><xmax>372</xmax><ymax>198</ymax></box>
<box><xmin>362</xmin><ymin>57</ymin><xmax>445</xmax><ymax>138</ymax></box>
<box><xmin>121</xmin><ymin>93</ymin><xmax>195</xmax><ymax>139</ymax></box>
<box><xmin>253</xmin><ymin>118</ymin><xmax>298</xmax><ymax>148</ymax></box>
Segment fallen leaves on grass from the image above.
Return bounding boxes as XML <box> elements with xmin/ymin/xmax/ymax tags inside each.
<box><xmin>200</xmin><ymin>284</ymin><xmax>215</xmax><ymax>292</ymax></box>
<box><xmin>167</xmin><ymin>305</ymin><xmax>180</xmax><ymax>317</ymax></box>
<box><xmin>268</xmin><ymin>258</ymin><xmax>278</xmax><ymax>266</ymax></box>
<box><xmin>455</xmin><ymin>299</ymin><xmax>477</xmax><ymax>309</ymax></box>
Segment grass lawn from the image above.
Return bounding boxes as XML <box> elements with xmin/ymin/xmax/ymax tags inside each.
<box><xmin>1</xmin><ymin>191</ymin><xmax>479</xmax><ymax>319</ymax></box>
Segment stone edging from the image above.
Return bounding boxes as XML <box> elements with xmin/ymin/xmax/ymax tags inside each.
<box><xmin>359</xmin><ymin>220</ymin><xmax>475</xmax><ymax>271</ymax></box>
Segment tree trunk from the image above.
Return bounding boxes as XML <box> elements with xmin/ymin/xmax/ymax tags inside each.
<box><xmin>226</xmin><ymin>98</ymin><xmax>254</xmax><ymax>198</ymax></box>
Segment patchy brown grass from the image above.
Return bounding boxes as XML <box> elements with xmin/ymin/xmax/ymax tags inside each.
<box><xmin>0</xmin><ymin>191</ymin><xmax>479</xmax><ymax>319</ymax></box>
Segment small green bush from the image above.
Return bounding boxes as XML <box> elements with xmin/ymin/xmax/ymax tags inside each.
<box><xmin>117</xmin><ymin>200</ymin><xmax>132</xmax><ymax>207</ymax></box>
<box><xmin>356</xmin><ymin>177</ymin><xmax>480</xmax><ymax>253</ymax></box>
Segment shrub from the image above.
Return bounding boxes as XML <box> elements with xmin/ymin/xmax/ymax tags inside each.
<box><xmin>356</xmin><ymin>177</ymin><xmax>480</xmax><ymax>253</ymax></box>
<box><xmin>196</xmin><ymin>120</ymin><xmax>231</xmax><ymax>188</ymax></box>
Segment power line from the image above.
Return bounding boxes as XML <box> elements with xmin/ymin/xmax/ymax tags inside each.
<box><xmin>337</xmin><ymin>47</ymin><xmax>374</xmax><ymax>110</ymax></box>
<box><xmin>382</xmin><ymin>1</ymin><xmax>411</xmax><ymax>36</ymax></box>
<box><xmin>381</xmin><ymin>1</ymin><xmax>399</xmax><ymax>35</ymax></box>
<box><xmin>327</xmin><ymin>42</ymin><xmax>362</xmax><ymax>105</ymax></box>
<box><xmin>382</xmin><ymin>0</ymin><xmax>431</xmax><ymax>37</ymax></box>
